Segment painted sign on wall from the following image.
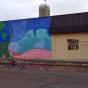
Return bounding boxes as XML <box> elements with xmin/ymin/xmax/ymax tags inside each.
<box><xmin>67</xmin><ymin>39</ymin><xmax>79</xmax><ymax>50</ymax></box>
<box><xmin>81</xmin><ymin>41</ymin><xmax>88</xmax><ymax>46</ymax></box>
<box><xmin>0</xmin><ymin>17</ymin><xmax>51</xmax><ymax>59</ymax></box>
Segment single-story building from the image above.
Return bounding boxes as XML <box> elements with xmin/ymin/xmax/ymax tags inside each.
<box><xmin>0</xmin><ymin>12</ymin><xmax>88</xmax><ymax>61</ymax></box>
<box><xmin>50</xmin><ymin>12</ymin><xmax>88</xmax><ymax>61</ymax></box>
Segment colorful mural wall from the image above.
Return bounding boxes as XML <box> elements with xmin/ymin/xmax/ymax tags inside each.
<box><xmin>0</xmin><ymin>17</ymin><xmax>51</xmax><ymax>59</ymax></box>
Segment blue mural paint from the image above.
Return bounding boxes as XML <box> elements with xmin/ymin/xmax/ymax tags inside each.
<box><xmin>0</xmin><ymin>17</ymin><xmax>52</xmax><ymax>59</ymax></box>
<box><xmin>0</xmin><ymin>22</ymin><xmax>13</xmax><ymax>42</ymax></box>
<box><xmin>34</xmin><ymin>40</ymin><xmax>45</xmax><ymax>49</ymax></box>
<box><xmin>10</xmin><ymin>17</ymin><xmax>51</xmax><ymax>42</ymax></box>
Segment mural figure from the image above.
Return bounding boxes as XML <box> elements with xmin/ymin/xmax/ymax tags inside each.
<box><xmin>0</xmin><ymin>22</ymin><xmax>14</xmax><ymax>58</ymax></box>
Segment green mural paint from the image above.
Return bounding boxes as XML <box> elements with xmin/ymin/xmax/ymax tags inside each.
<box><xmin>0</xmin><ymin>22</ymin><xmax>5</xmax><ymax>30</ymax></box>
<box><xmin>0</xmin><ymin>22</ymin><xmax>14</xmax><ymax>58</ymax></box>
<box><xmin>0</xmin><ymin>35</ymin><xmax>14</xmax><ymax>58</ymax></box>
<box><xmin>1</xmin><ymin>33</ymin><xmax>7</xmax><ymax>40</ymax></box>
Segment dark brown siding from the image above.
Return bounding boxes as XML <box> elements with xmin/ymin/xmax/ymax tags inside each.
<box><xmin>50</xmin><ymin>12</ymin><xmax>88</xmax><ymax>34</ymax></box>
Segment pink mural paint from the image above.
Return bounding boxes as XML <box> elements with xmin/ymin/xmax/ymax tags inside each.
<box><xmin>8</xmin><ymin>49</ymin><xmax>52</xmax><ymax>69</ymax></box>
<box><xmin>14</xmin><ymin>49</ymin><xmax>51</xmax><ymax>59</ymax></box>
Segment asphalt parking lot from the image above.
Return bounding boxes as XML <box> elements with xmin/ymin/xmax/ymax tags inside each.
<box><xmin>0</xmin><ymin>66</ymin><xmax>88</xmax><ymax>88</ymax></box>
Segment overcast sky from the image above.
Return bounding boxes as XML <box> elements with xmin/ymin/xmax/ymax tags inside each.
<box><xmin>0</xmin><ymin>0</ymin><xmax>88</xmax><ymax>21</ymax></box>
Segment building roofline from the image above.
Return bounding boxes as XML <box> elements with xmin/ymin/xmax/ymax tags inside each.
<box><xmin>0</xmin><ymin>11</ymin><xmax>88</xmax><ymax>22</ymax></box>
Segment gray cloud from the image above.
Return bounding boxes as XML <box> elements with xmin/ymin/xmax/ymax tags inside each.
<box><xmin>0</xmin><ymin>0</ymin><xmax>88</xmax><ymax>21</ymax></box>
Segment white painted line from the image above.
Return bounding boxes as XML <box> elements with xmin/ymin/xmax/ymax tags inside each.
<box><xmin>70</xmin><ymin>70</ymin><xmax>78</xmax><ymax>71</ymax></box>
<box><xmin>57</xmin><ymin>69</ymin><xmax>60</xmax><ymax>70</ymax></box>
<box><xmin>62</xmin><ymin>83</ymin><xmax>65</xmax><ymax>85</ymax></box>
<box><xmin>38</xmin><ymin>68</ymin><xmax>44</xmax><ymax>70</ymax></box>
<box><xmin>49</xmin><ymin>69</ymin><xmax>55</xmax><ymax>70</ymax></box>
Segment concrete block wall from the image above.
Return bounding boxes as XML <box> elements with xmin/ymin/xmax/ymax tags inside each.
<box><xmin>52</xmin><ymin>33</ymin><xmax>88</xmax><ymax>61</ymax></box>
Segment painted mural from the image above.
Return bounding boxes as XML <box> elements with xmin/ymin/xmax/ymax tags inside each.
<box><xmin>0</xmin><ymin>17</ymin><xmax>51</xmax><ymax>59</ymax></box>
